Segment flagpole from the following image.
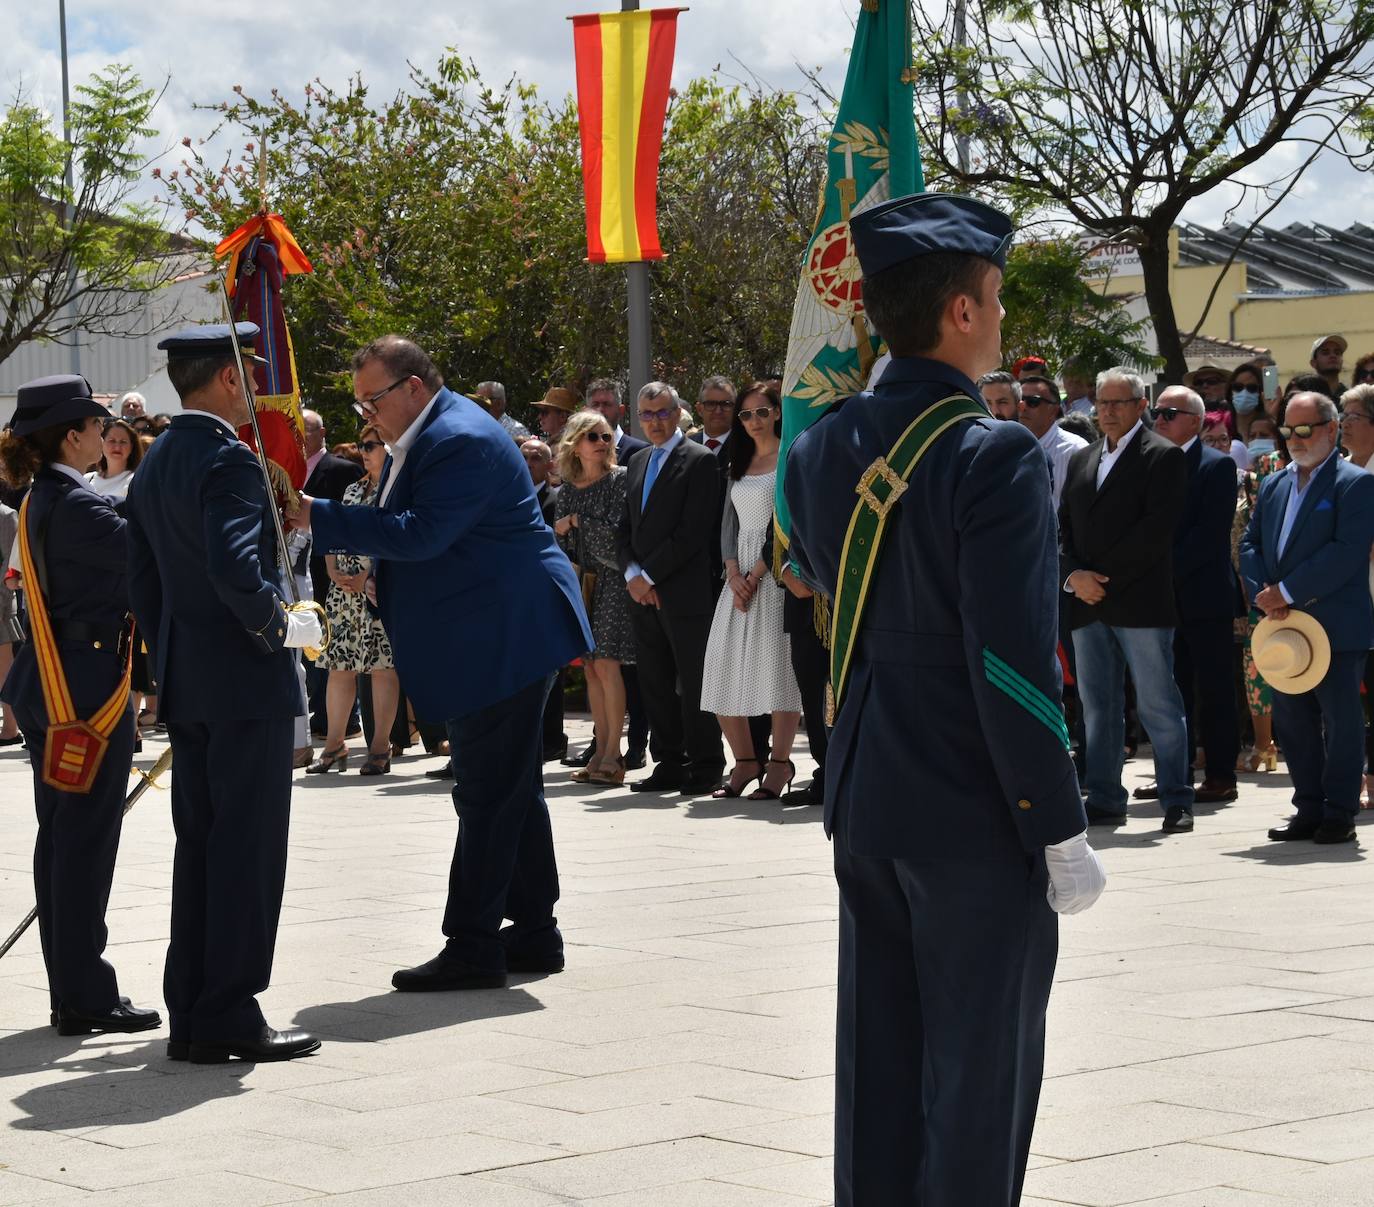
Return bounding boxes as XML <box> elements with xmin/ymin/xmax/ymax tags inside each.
<box><xmin>623</xmin><ymin>0</ymin><xmax>652</xmax><ymax>435</ymax></box>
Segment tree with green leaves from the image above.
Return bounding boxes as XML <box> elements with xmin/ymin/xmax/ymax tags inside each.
<box><xmin>911</xmin><ymin>0</ymin><xmax>1374</xmax><ymax>380</ymax></box>
<box><xmin>0</xmin><ymin>64</ymin><xmax>188</xmax><ymax>369</ymax></box>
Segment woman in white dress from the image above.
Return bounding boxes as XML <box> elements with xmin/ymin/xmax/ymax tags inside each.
<box><xmin>85</xmin><ymin>418</ymin><xmax>141</xmax><ymax>501</ymax></box>
<box><xmin>700</xmin><ymin>382</ymin><xmax>803</xmax><ymax>799</ymax></box>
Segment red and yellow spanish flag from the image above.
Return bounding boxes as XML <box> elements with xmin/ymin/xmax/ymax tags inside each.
<box><xmin>571</xmin><ymin>8</ymin><xmax>683</xmax><ymax>264</ymax></box>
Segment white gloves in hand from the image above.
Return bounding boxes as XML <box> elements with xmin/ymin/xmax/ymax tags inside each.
<box><xmin>1044</xmin><ymin>831</ymin><xmax>1106</xmax><ymax>915</ymax></box>
<box><xmin>282</xmin><ymin>608</ymin><xmax>324</xmax><ymax>650</ymax></box>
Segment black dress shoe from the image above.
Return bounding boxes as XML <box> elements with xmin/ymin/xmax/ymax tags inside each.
<box><xmin>1313</xmin><ymin>820</ymin><xmax>1357</xmax><ymax>844</ymax></box>
<box><xmin>424</xmin><ymin>764</ymin><xmax>455</xmax><ymax>780</ymax></box>
<box><xmin>630</xmin><ymin>769</ymin><xmax>683</xmax><ymax>793</ymax></box>
<box><xmin>623</xmin><ymin>748</ymin><xmax>647</xmax><ymax>771</ymax></box>
<box><xmin>1085</xmin><ymin>805</ymin><xmax>1127</xmax><ymax>825</ymax></box>
<box><xmin>680</xmin><ymin>772</ymin><xmax>726</xmax><ymax>796</ymax></box>
<box><xmin>1194</xmin><ymin>779</ymin><xmax>1239</xmax><ymax>804</ymax></box>
<box><xmin>543</xmin><ymin>739</ymin><xmax>569</xmax><ymax>763</ymax></box>
<box><xmin>167</xmin><ymin>1039</ymin><xmax>189</xmax><ymax>1061</ymax></box>
<box><xmin>56</xmin><ymin>1001</ymin><xmax>162</xmax><ymax>1036</ymax></box>
<box><xmin>562</xmin><ymin>744</ymin><xmax>597</xmax><ymax>768</ymax></box>
<box><xmin>188</xmin><ymin>1026</ymin><xmax>321</xmax><ymax>1063</ymax></box>
<box><xmin>392</xmin><ymin>952</ymin><xmax>507</xmax><ymax>992</ymax></box>
<box><xmin>1268</xmin><ymin>817</ymin><xmax>1320</xmax><ymax>841</ymax></box>
<box><xmin>1132</xmin><ymin>783</ymin><xmax>1160</xmax><ymax>800</ymax></box>
<box><xmin>1162</xmin><ymin>806</ymin><xmax>1194</xmax><ymax>832</ymax></box>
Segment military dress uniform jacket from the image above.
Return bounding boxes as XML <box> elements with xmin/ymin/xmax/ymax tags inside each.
<box><xmin>785</xmin><ymin>356</ymin><xmax>1086</xmax><ymax>859</ymax></box>
<box><xmin>125</xmin><ymin>414</ymin><xmax>300</xmax><ymax>721</ymax></box>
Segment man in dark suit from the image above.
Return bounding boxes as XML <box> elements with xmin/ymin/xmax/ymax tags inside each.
<box><xmin>689</xmin><ymin>376</ymin><xmax>737</xmax><ymax>458</ymax></box>
<box><xmin>521</xmin><ymin>438</ymin><xmax>559</xmax><ymax>524</ymax></box>
<box><xmin>1060</xmin><ymin>367</ymin><xmax>1194</xmax><ymax>831</ymax></box>
<box><xmin>1150</xmin><ymin>386</ymin><xmax>1240</xmax><ymax>803</ymax></box>
<box><xmin>1240</xmin><ymin>390</ymin><xmax>1374</xmax><ymax>844</ymax></box>
<box><xmin>294</xmin><ymin>336</ymin><xmax>592</xmax><ymax>988</ymax></box>
<box><xmin>786</xmin><ymin>192</ymin><xmax>1103</xmax><ymax>1207</ymax></box>
<box><xmin>617</xmin><ymin>381</ymin><xmax>725</xmax><ymax>794</ymax></box>
<box><xmin>127</xmin><ymin>323</ymin><xmax>321</xmax><ymax>1063</ymax></box>
<box><xmin>300</xmin><ymin>409</ymin><xmax>363</xmax><ymax>737</ymax></box>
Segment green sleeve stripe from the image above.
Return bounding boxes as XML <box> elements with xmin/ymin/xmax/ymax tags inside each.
<box><xmin>983</xmin><ymin>659</ymin><xmax>1071</xmax><ymax>749</ymax></box>
<box><xmin>983</xmin><ymin>647</ymin><xmax>1066</xmax><ymax>726</ymax></box>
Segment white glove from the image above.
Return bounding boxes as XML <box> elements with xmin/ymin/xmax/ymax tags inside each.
<box><xmin>283</xmin><ymin>608</ymin><xmax>323</xmax><ymax>649</ymax></box>
<box><xmin>1044</xmin><ymin>832</ymin><xmax>1106</xmax><ymax>915</ymax></box>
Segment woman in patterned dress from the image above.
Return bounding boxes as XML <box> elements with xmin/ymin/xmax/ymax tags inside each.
<box><xmin>308</xmin><ymin>426</ymin><xmax>399</xmax><ymax>777</ymax></box>
<box><xmin>700</xmin><ymin>382</ymin><xmax>802</xmax><ymax>800</ymax></box>
<box><xmin>553</xmin><ymin>411</ymin><xmax>635</xmax><ymax>785</ymax></box>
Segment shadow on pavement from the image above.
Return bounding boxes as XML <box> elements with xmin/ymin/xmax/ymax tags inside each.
<box><xmin>290</xmin><ymin>985</ymin><xmax>544</xmax><ymax>1044</ymax></box>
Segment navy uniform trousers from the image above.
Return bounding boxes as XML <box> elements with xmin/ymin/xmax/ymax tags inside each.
<box><xmin>443</xmin><ymin>673</ymin><xmax>561</xmax><ymax>968</ymax></box>
<box><xmin>9</xmin><ymin>646</ymin><xmax>135</xmax><ymax>1016</ymax></box>
<box><xmin>833</xmin><ymin>815</ymin><xmax>1057</xmax><ymax>1207</ymax></box>
<box><xmin>163</xmin><ymin>719</ymin><xmax>293</xmax><ymax>1044</ymax></box>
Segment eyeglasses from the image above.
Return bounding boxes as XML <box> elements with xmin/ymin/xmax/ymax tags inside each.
<box><xmin>1149</xmin><ymin>407</ymin><xmax>1200</xmax><ymax>422</ymax></box>
<box><xmin>1341</xmin><ymin>411</ymin><xmax>1373</xmax><ymax>425</ymax></box>
<box><xmin>737</xmin><ymin>406</ymin><xmax>776</xmax><ymax>422</ymax></box>
<box><xmin>583</xmin><ymin>431</ymin><xmax>613</xmax><ymax>443</ymax></box>
<box><xmin>1278</xmin><ymin>420</ymin><xmax>1332</xmax><ymax>438</ymax></box>
<box><xmin>698</xmin><ymin>399</ymin><xmax>734</xmax><ymax>410</ymax></box>
<box><xmin>359</xmin><ymin>440</ymin><xmax>385</xmax><ymax>453</ymax></box>
<box><xmin>1021</xmin><ymin>394</ymin><xmax>1056</xmax><ymax>409</ymax></box>
<box><xmin>1096</xmin><ymin>397</ymin><xmax>1142</xmax><ymax>408</ymax></box>
<box><xmin>352</xmin><ymin>376</ymin><xmax>411</xmax><ymax>417</ymax></box>
<box><xmin>638</xmin><ymin>407</ymin><xmax>677</xmax><ymax>422</ymax></box>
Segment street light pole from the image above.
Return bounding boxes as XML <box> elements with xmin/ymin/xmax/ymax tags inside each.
<box><xmin>954</xmin><ymin>0</ymin><xmax>971</xmax><ymax>177</ymax></box>
<box><xmin>58</xmin><ymin>0</ymin><xmax>81</xmax><ymax>376</ymax></box>
<box><xmin>622</xmin><ymin>0</ymin><xmax>651</xmax><ymax>433</ymax></box>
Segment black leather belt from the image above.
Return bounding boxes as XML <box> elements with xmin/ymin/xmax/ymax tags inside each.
<box><xmin>51</xmin><ymin>618</ymin><xmax>132</xmax><ymax>657</ymax></box>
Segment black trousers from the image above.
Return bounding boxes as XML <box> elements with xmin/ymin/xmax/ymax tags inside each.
<box><xmin>443</xmin><ymin>673</ymin><xmax>561</xmax><ymax>968</ymax></box>
<box><xmin>833</xmin><ymin>821</ymin><xmax>1056</xmax><ymax>1207</ymax></box>
<box><xmin>1173</xmin><ymin>619</ymin><xmax>1240</xmax><ymax>784</ymax></box>
<box><xmin>630</xmin><ymin>604</ymin><xmax>724</xmax><ymax>777</ymax></box>
<box><xmin>788</xmin><ymin>612</ymin><xmax>829</xmax><ymax>777</ymax></box>
<box><xmin>622</xmin><ymin>663</ymin><xmax>650</xmax><ymax>753</ymax></box>
<box><xmin>541</xmin><ymin>667</ymin><xmax>566</xmax><ymax>754</ymax></box>
<box><xmin>12</xmin><ymin>688</ymin><xmax>135</xmax><ymax>1016</ymax></box>
<box><xmin>164</xmin><ymin>717</ymin><xmax>293</xmax><ymax>1043</ymax></box>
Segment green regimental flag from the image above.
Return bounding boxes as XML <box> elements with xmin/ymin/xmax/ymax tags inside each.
<box><xmin>774</xmin><ymin>0</ymin><xmax>923</xmax><ymax>564</ymax></box>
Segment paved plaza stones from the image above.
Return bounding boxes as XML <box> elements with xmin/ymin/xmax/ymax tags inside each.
<box><xmin>1</xmin><ymin>720</ymin><xmax>1373</xmax><ymax>1204</ymax></box>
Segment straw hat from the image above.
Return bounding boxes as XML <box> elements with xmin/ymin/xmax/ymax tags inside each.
<box><xmin>1251</xmin><ymin>612</ymin><xmax>1330</xmax><ymax>694</ymax></box>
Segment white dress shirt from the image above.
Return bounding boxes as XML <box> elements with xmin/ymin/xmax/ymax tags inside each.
<box><xmin>1039</xmin><ymin>425</ymin><xmax>1088</xmax><ymax>511</ymax></box>
<box><xmin>701</xmin><ymin>430</ymin><xmax>730</xmax><ymax>455</ymax></box>
<box><xmin>1095</xmin><ymin>418</ymin><xmax>1144</xmax><ymax>489</ymax></box>
<box><xmin>379</xmin><ymin>390</ymin><xmax>440</xmax><ymax>508</ymax></box>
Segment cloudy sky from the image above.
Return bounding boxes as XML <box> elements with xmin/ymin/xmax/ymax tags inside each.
<box><xmin>4</xmin><ymin>0</ymin><xmax>1364</xmax><ymax>235</ymax></box>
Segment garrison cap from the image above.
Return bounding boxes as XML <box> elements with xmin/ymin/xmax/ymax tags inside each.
<box><xmin>8</xmin><ymin>374</ymin><xmax>109</xmax><ymax>437</ymax></box>
<box><xmin>850</xmin><ymin>193</ymin><xmax>1014</xmax><ymax>277</ymax></box>
<box><xmin>157</xmin><ymin>322</ymin><xmax>268</xmax><ymax>365</ymax></box>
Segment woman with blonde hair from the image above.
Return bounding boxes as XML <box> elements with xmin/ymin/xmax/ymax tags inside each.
<box><xmin>553</xmin><ymin>409</ymin><xmax>635</xmax><ymax>785</ymax></box>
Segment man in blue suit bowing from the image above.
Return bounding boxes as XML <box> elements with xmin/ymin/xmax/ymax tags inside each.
<box><xmin>1240</xmin><ymin>390</ymin><xmax>1374</xmax><ymax>844</ymax></box>
<box><xmin>292</xmin><ymin>336</ymin><xmax>592</xmax><ymax>989</ymax></box>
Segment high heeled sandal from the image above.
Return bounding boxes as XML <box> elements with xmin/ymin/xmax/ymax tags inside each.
<box><xmin>749</xmin><ymin>758</ymin><xmax>797</xmax><ymax>801</ymax></box>
<box><xmin>1239</xmin><ymin>745</ymin><xmax>1278</xmax><ymax>773</ymax></box>
<box><xmin>359</xmin><ymin>752</ymin><xmax>391</xmax><ymax>777</ymax></box>
<box><xmin>306</xmin><ymin>744</ymin><xmax>348</xmax><ymax>774</ymax></box>
<box><xmin>588</xmin><ymin>756</ymin><xmax>626</xmax><ymax>785</ymax></box>
<box><xmin>711</xmin><ymin>758</ymin><xmax>762</xmax><ymax>799</ymax></box>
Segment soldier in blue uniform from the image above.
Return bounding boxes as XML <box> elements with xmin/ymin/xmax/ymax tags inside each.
<box><xmin>125</xmin><ymin>323</ymin><xmax>322</xmax><ymax>1063</ymax></box>
<box><xmin>784</xmin><ymin>194</ymin><xmax>1107</xmax><ymax>1206</ymax></box>
<box><xmin>0</xmin><ymin>375</ymin><xmax>161</xmax><ymax>1035</ymax></box>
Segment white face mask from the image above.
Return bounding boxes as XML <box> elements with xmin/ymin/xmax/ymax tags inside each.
<box><xmin>1247</xmin><ymin>438</ymin><xmax>1275</xmax><ymax>457</ymax></box>
<box><xmin>1232</xmin><ymin>388</ymin><xmax>1261</xmax><ymax>414</ymax></box>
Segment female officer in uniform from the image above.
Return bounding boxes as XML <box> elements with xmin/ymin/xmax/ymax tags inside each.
<box><xmin>0</xmin><ymin>375</ymin><xmax>161</xmax><ymax>1036</ymax></box>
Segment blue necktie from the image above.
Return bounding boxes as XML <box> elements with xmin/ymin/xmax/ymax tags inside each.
<box><xmin>641</xmin><ymin>446</ymin><xmax>667</xmax><ymax>510</ymax></box>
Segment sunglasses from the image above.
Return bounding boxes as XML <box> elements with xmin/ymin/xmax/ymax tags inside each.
<box><xmin>737</xmin><ymin>406</ymin><xmax>776</xmax><ymax>422</ymax></box>
<box><xmin>698</xmin><ymin>399</ymin><xmax>734</xmax><ymax>410</ymax></box>
<box><xmin>638</xmin><ymin>407</ymin><xmax>676</xmax><ymax>422</ymax></box>
<box><xmin>1021</xmin><ymin>394</ymin><xmax>1055</xmax><ymax>408</ymax></box>
<box><xmin>359</xmin><ymin>440</ymin><xmax>385</xmax><ymax>453</ymax></box>
<box><xmin>352</xmin><ymin>376</ymin><xmax>411</xmax><ymax>417</ymax></box>
<box><xmin>1278</xmin><ymin>420</ymin><xmax>1332</xmax><ymax>438</ymax></box>
<box><xmin>583</xmin><ymin>431</ymin><xmax>613</xmax><ymax>443</ymax></box>
<box><xmin>1191</xmin><ymin>377</ymin><xmax>1226</xmax><ymax>389</ymax></box>
<box><xmin>1149</xmin><ymin>406</ymin><xmax>1200</xmax><ymax>422</ymax></box>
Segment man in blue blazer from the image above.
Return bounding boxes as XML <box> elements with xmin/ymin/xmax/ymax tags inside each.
<box><xmin>127</xmin><ymin>323</ymin><xmax>321</xmax><ymax>1063</ymax></box>
<box><xmin>294</xmin><ymin>336</ymin><xmax>592</xmax><ymax>989</ymax></box>
<box><xmin>1240</xmin><ymin>391</ymin><xmax>1374</xmax><ymax>843</ymax></box>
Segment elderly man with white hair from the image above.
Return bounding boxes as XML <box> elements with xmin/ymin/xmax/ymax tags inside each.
<box><xmin>1058</xmin><ymin>367</ymin><xmax>1195</xmax><ymax>832</ymax></box>
<box><xmin>118</xmin><ymin>391</ymin><xmax>146</xmax><ymax>420</ymax></box>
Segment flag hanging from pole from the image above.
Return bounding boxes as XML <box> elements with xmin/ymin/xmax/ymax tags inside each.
<box><xmin>774</xmin><ymin>0</ymin><xmax>923</xmax><ymax>562</ymax></box>
<box><xmin>571</xmin><ymin>7</ymin><xmax>683</xmax><ymax>264</ymax></box>
<box><xmin>214</xmin><ymin>213</ymin><xmax>314</xmax><ymax>507</ymax></box>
